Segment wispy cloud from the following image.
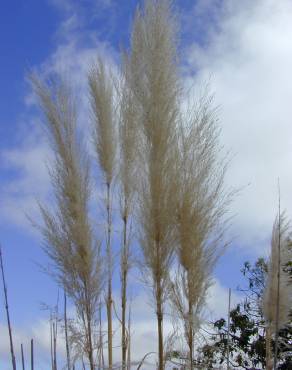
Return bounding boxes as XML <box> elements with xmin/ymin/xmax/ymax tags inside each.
<box><xmin>48</xmin><ymin>0</ymin><xmax>118</xmax><ymax>43</ymax></box>
<box><xmin>185</xmin><ymin>0</ymin><xmax>292</xmax><ymax>253</ymax></box>
<box><xmin>49</xmin><ymin>0</ymin><xmax>114</xmax><ymax>12</ymax></box>
<box><xmin>0</xmin><ymin>121</ymin><xmax>50</xmax><ymax>231</ymax></box>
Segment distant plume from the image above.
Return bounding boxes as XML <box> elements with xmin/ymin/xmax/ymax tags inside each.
<box><xmin>262</xmin><ymin>212</ymin><xmax>292</xmax><ymax>333</ymax></box>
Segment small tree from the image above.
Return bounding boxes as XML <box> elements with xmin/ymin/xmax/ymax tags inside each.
<box><xmin>197</xmin><ymin>258</ymin><xmax>292</xmax><ymax>369</ymax></box>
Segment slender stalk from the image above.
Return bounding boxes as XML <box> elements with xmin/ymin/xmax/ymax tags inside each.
<box><xmin>188</xmin><ymin>298</ymin><xmax>194</xmax><ymax>370</ymax></box>
<box><xmin>55</xmin><ymin>294</ymin><xmax>59</xmax><ymax>370</ymax></box>
<box><xmin>21</xmin><ymin>343</ymin><xmax>25</xmax><ymax>370</ymax></box>
<box><xmin>273</xmin><ymin>184</ymin><xmax>281</xmax><ymax>369</ymax></box>
<box><xmin>266</xmin><ymin>324</ymin><xmax>272</xmax><ymax>370</ymax></box>
<box><xmin>50</xmin><ymin>313</ymin><xmax>53</xmax><ymax>370</ymax></box>
<box><xmin>53</xmin><ymin>321</ymin><xmax>57</xmax><ymax>370</ymax></box>
<box><xmin>157</xmin><ymin>312</ymin><xmax>164</xmax><ymax>370</ymax></box>
<box><xmin>106</xmin><ymin>182</ymin><xmax>113</xmax><ymax>370</ymax></box>
<box><xmin>98</xmin><ymin>301</ymin><xmax>104</xmax><ymax>370</ymax></box>
<box><xmin>121</xmin><ymin>211</ymin><xmax>129</xmax><ymax>370</ymax></box>
<box><xmin>98</xmin><ymin>309</ymin><xmax>101</xmax><ymax>370</ymax></box>
<box><xmin>31</xmin><ymin>339</ymin><xmax>34</xmax><ymax>370</ymax></box>
<box><xmin>64</xmin><ymin>292</ymin><xmax>71</xmax><ymax>370</ymax></box>
<box><xmin>87</xmin><ymin>313</ymin><xmax>95</xmax><ymax>370</ymax></box>
<box><xmin>156</xmin><ymin>277</ymin><xmax>164</xmax><ymax>370</ymax></box>
<box><xmin>84</xmin><ymin>282</ymin><xmax>95</xmax><ymax>370</ymax></box>
<box><xmin>0</xmin><ymin>245</ymin><xmax>16</xmax><ymax>370</ymax></box>
<box><xmin>136</xmin><ymin>352</ymin><xmax>156</xmax><ymax>370</ymax></box>
<box><xmin>227</xmin><ymin>288</ymin><xmax>231</xmax><ymax>370</ymax></box>
<box><xmin>127</xmin><ymin>304</ymin><xmax>131</xmax><ymax>370</ymax></box>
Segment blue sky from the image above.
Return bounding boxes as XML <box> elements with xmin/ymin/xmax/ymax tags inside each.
<box><xmin>1</xmin><ymin>0</ymin><xmax>292</xmax><ymax>368</ymax></box>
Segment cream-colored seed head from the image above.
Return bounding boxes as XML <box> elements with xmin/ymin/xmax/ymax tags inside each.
<box><xmin>89</xmin><ymin>59</ymin><xmax>117</xmax><ymax>186</ymax></box>
<box><xmin>118</xmin><ymin>59</ymin><xmax>139</xmax><ymax>215</ymax></box>
<box><xmin>126</xmin><ymin>0</ymin><xmax>180</xmax><ymax>299</ymax></box>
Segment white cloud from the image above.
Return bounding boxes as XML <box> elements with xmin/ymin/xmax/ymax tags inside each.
<box><xmin>0</xmin><ymin>123</ymin><xmax>51</xmax><ymax>231</ymax></box>
<box><xmin>207</xmin><ymin>278</ymin><xmax>241</xmax><ymax>321</ymax></box>
<box><xmin>185</xmin><ymin>0</ymin><xmax>292</xmax><ymax>254</ymax></box>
